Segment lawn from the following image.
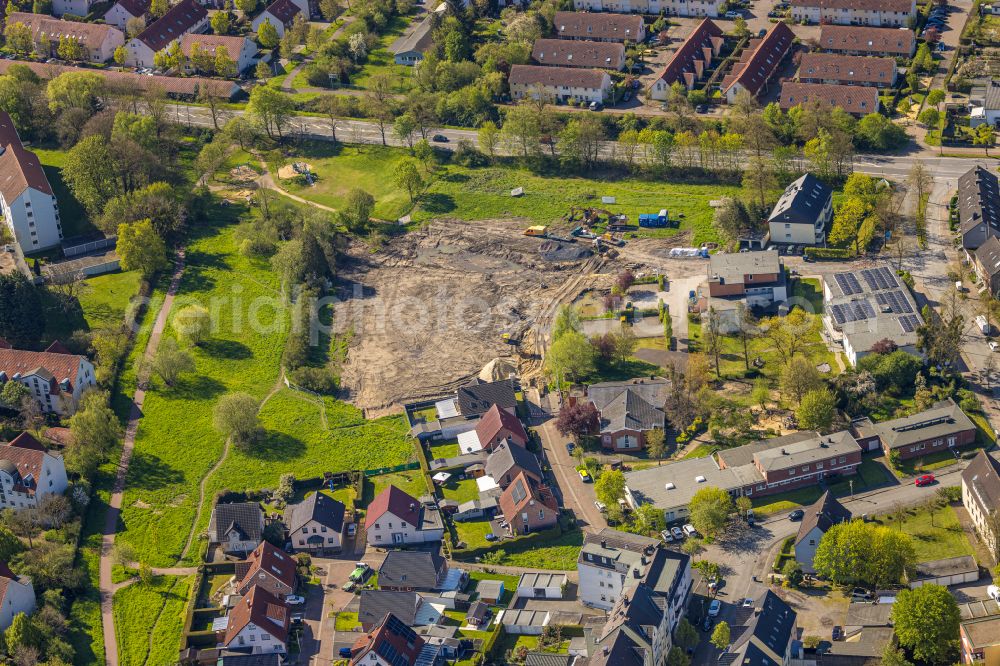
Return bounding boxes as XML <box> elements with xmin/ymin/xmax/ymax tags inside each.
<box><xmin>274</xmin><ymin>145</ymin><xmax>738</xmax><ymax>245</ymax></box>
<box><xmin>468</xmin><ymin>571</ymin><xmax>519</xmax><ymax>607</ymax></box>
<box><xmin>113</xmin><ymin>575</ymin><xmax>194</xmax><ymax>666</ymax></box>
<box><xmin>335</xmin><ymin>611</ymin><xmax>360</xmax><ymax>631</ymax></box>
<box><xmin>43</xmin><ymin>270</ymin><xmax>143</xmax><ymax>341</ymax></box>
<box><xmin>429</xmin><ymin>438</ymin><xmax>460</xmax><ymax>460</ymax></box>
<box><xmin>873</xmin><ymin>504</ymin><xmax>975</xmax><ymax>562</ymax></box>
<box><xmin>791</xmin><ymin>278</ymin><xmax>824</xmax><ymax>315</ymax></box>
<box><xmin>348</xmin><ymin>13</ymin><xmax>418</xmax><ymax>94</ymax></box>
<box><xmin>752</xmin><ymin>458</ymin><xmax>891</xmax><ymax>516</ymax></box>
<box><xmin>682</xmin><ymin>443</ymin><xmax>719</xmax><ymax>459</ymax></box>
<box><xmin>367</xmin><ymin>470</ymin><xmax>428</xmax><ymax>504</ymax></box>
<box><xmin>440</xmin><ymin>477</ymin><xmax>480</xmax><ymax>504</ymax></box>
<box><xmin>454</xmin><ymin>520</ymin><xmax>496</xmax><ymax>550</ymax></box>
<box><xmin>495</xmin><ymin>528</ymin><xmax>584</xmax><ymax>571</ymax></box>
<box><xmin>32</xmin><ymin>146</ymin><xmax>97</xmax><ymax>239</ymax></box>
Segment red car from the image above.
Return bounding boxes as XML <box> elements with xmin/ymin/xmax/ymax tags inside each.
<box><xmin>915</xmin><ymin>474</ymin><xmax>936</xmax><ymax>487</ymax></box>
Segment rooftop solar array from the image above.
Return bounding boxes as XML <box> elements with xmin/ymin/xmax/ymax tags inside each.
<box><xmin>874</xmin><ymin>290</ymin><xmax>914</xmax><ymax>314</ymax></box>
<box><xmin>859</xmin><ymin>266</ymin><xmax>899</xmax><ymax>291</ymax></box>
<box><xmin>830</xmin><ymin>300</ymin><xmax>877</xmax><ymax>325</ymax></box>
<box><xmin>899</xmin><ymin>314</ymin><xmax>921</xmax><ymax>333</ymax></box>
<box><xmin>834</xmin><ymin>272</ymin><xmax>862</xmax><ymax>296</ymax></box>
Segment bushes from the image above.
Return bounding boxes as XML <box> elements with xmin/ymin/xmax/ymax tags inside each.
<box><xmin>288</xmin><ymin>366</ymin><xmax>337</xmax><ymax>394</ymax></box>
<box><xmin>804</xmin><ymin>247</ymin><xmax>854</xmax><ymax>260</ymax></box>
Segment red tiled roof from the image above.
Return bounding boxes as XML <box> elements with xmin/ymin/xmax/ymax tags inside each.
<box><xmin>1</xmin><ymin>433</ymin><xmax>51</xmax><ymax>496</ymax></box>
<box><xmin>136</xmin><ymin>0</ymin><xmax>207</xmax><ymax>52</ymax></box>
<box><xmin>365</xmin><ymin>485</ymin><xmax>420</xmax><ymax>528</ymax></box>
<box><xmin>110</xmin><ymin>0</ymin><xmax>150</xmax><ymax>18</ymax></box>
<box><xmin>179</xmin><ymin>33</ymin><xmax>251</xmax><ymax>58</ymax></box>
<box><xmin>0</xmin><ymin>345</ymin><xmax>85</xmax><ymax>394</ymax></box>
<box><xmin>656</xmin><ymin>18</ymin><xmax>724</xmax><ymax>87</ymax></box>
<box><xmin>818</xmin><ymin>25</ymin><xmax>916</xmax><ymax>56</ymax></box>
<box><xmin>531</xmin><ymin>38</ymin><xmax>625</xmax><ymax>70</ymax></box>
<box><xmin>6</xmin><ymin>12</ymin><xmax>123</xmax><ymax>50</ymax></box>
<box><xmin>238</xmin><ymin>541</ymin><xmax>296</xmax><ymax>591</ymax></box>
<box><xmin>223</xmin><ymin>585</ymin><xmax>289</xmax><ymax>647</ymax></box>
<box><xmin>42</xmin><ymin>427</ymin><xmax>73</xmax><ymax>448</ymax></box>
<box><xmin>498</xmin><ymin>470</ymin><xmax>559</xmax><ymax>519</ymax></box>
<box><xmin>779</xmin><ymin>81</ymin><xmax>879</xmax><ymax>115</ymax></box>
<box><xmin>350</xmin><ymin>612</ymin><xmax>424</xmax><ymax>665</ymax></box>
<box><xmin>0</xmin><ymin>111</ymin><xmax>53</xmax><ymax>205</ymax></box>
<box><xmin>0</xmin><ymin>561</ymin><xmax>19</xmax><ymax>606</ymax></box>
<box><xmin>475</xmin><ymin>404</ymin><xmax>528</xmax><ymax>446</ymax></box>
<box><xmin>508</xmin><ymin>64</ymin><xmax>609</xmax><ymax>90</ymax></box>
<box><xmin>261</xmin><ymin>0</ymin><xmax>301</xmax><ymax>26</ymax></box>
<box><xmin>722</xmin><ymin>22</ymin><xmax>794</xmax><ymax>96</ymax></box>
<box><xmin>797</xmin><ymin>53</ymin><xmax>895</xmax><ymax>85</ymax></box>
<box><xmin>553</xmin><ymin>11</ymin><xmax>644</xmax><ymax>41</ymax></box>
<box><xmin>0</xmin><ymin>59</ymin><xmax>239</xmax><ymax>98</ymax></box>
<box><xmin>791</xmin><ymin>0</ymin><xmax>913</xmax><ymax>12</ymax></box>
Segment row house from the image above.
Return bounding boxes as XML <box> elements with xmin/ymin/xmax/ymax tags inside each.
<box><xmin>779</xmin><ymin>82</ymin><xmax>881</xmax><ymax>117</ymax></box>
<box><xmin>531</xmin><ymin>38</ymin><xmax>626</xmax><ymax>71</ymax></box>
<box><xmin>508</xmin><ymin>64</ymin><xmax>612</xmax><ymax>104</ymax></box>
<box><xmin>125</xmin><ymin>0</ymin><xmax>209</xmax><ymax>67</ymax></box>
<box><xmin>650</xmin><ymin>17</ymin><xmax>723</xmax><ymax>99</ymax></box>
<box><xmin>553</xmin><ymin>11</ymin><xmax>646</xmax><ymax>42</ymax></box>
<box><xmin>0</xmin><ymin>112</ymin><xmax>62</xmax><ymax>252</ymax></box>
<box><xmin>961</xmin><ymin>450</ymin><xmax>1000</xmax><ymax>563</ymax></box>
<box><xmin>721</xmin><ymin>22</ymin><xmax>794</xmax><ymax>103</ymax></box>
<box><xmin>251</xmin><ymin>0</ymin><xmax>309</xmax><ymax>39</ymax></box>
<box><xmin>818</xmin><ymin>24</ymin><xmax>916</xmax><ymax>56</ymax></box>
<box><xmin>0</xmin><ymin>562</ymin><xmax>35</xmax><ymax>632</ymax></box>
<box><xmin>797</xmin><ymin>52</ymin><xmax>897</xmax><ymax>88</ymax></box>
<box><xmin>791</xmin><ymin>0</ymin><xmax>917</xmax><ymax>26</ymax></box>
<box><xmin>6</xmin><ymin>12</ymin><xmax>125</xmax><ymax>62</ymax></box>
<box><xmin>0</xmin><ymin>340</ymin><xmax>95</xmax><ymax>415</ymax></box>
<box><xmin>0</xmin><ymin>432</ymin><xmax>69</xmax><ymax>511</ymax></box>
<box><xmin>104</xmin><ymin>0</ymin><xmax>150</xmax><ymax>30</ymax></box>
<box><xmin>852</xmin><ymin>398</ymin><xmax>977</xmax><ymax>461</ymax></box>
<box><xmin>572</xmin><ymin>0</ymin><xmax>724</xmax><ymax>18</ymax></box>
<box><xmin>179</xmin><ymin>33</ymin><xmax>259</xmax><ymax>74</ymax></box>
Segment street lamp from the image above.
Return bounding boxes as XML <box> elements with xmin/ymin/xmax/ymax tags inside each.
<box><xmin>849</xmin><ymin>479</ymin><xmax>854</xmax><ymax>498</ymax></box>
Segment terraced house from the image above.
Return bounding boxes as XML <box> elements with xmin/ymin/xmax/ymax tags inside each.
<box><xmin>852</xmin><ymin>398</ymin><xmax>977</xmax><ymax>460</ymax></box>
<box><xmin>818</xmin><ymin>24</ymin><xmax>916</xmax><ymax>56</ymax></box>
<box><xmin>124</xmin><ymin>0</ymin><xmax>209</xmax><ymax>67</ymax></box>
<box><xmin>0</xmin><ymin>340</ymin><xmax>96</xmax><ymax>415</ymax></box>
<box><xmin>796</xmin><ymin>53</ymin><xmax>897</xmax><ymax>87</ymax></box>
<box><xmin>553</xmin><ymin>11</ymin><xmax>645</xmax><ymax>42</ymax></box>
<box><xmin>5</xmin><ymin>13</ymin><xmax>125</xmax><ymax>62</ymax></box>
<box><xmin>508</xmin><ymin>64</ymin><xmax>612</xmax><ymax>104</ymax></box>
<box><xmin>779</xmin><ymin>82</ymin><xmax>881</xmax><ymax>117</ymax></box>
<box><xmin>571</xmin><ymin>0</ymin><xmax>723</xmax><ymax>17</ymax></box>
<box><xmin>0</xmin><ymin>432</ymin><xmax>68</xmax><ymax>510</ymax></box>
<box><xmin>650</xmin><ymin>17</ymin><xmax>723</xmax><ymax>98</ymax></box>
<box><xmin>721</xmin><ymin>22</ymin><xmax>794</xmax><ymax>103</ymax></box>
<box><xmin>531</xmin><ymin>38</ymin><xmax>627</xmax><ymax>71</ymax></box>
<box><xmin>791</xmin><ymin>0</ymin><xmax>917</xmax><ymax>26</ymax></box>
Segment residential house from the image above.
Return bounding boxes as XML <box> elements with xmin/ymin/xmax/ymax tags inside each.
<box><xmin>218</xmin><ymin>585</ymin><xmax>289</xmax><ymax>655</ymax></box>
<box><xmin>531</xmin><ymin>39</ymin><xmax>626</xmax><ymax>71</ymax></box>
<box><xmin>6</xmin><ymin>13</ymin><xmax>125</xmax><ymax>62</ymax></box>
<box><xmin>571</xmin><ymin>0</ymin><xmax>724</xmax><ymax>18</ymax></box>
<box><xmin>821</xmin><ymin>265</ymin><xmax>923</xmax><ymax>366</ymax></box>
<box><xmin>553</xmin><ymin>12</ymin><xmax>645</xmax><ymax>42</ymax></box>
<box><xmin>791</xmin><ymin>0</ymin><xmax>917</xmax><ymax>26</ymax></box>
<box><xmin>0</xmin><ymin>341</ymin><xmax>96</xmax><ymax>415</ymax></box>
<box><xmin>973</xmin><ymin>235</ymin><xmax>1000</xmax><ymax>297</ymax></box>
<box><xmin>797</xmin><ymin>53</ymin><xmax>897</xmax><ymax>88</ymax></box>
<box><xmin>854</xmin><ymin>398</ymin><xmax>976</xmax><ymax>461</ymax></box>
<box><xmin>358</xmin><ymin>590</ymin><xmax>442</xmax><ymax>631</ymax></box>
<box><xmin>578</xmin><ymin>529</ymin><xmax>660</xmax><ymax>610</ymax></box>
<box><xmin>234</xmin><ymin>541</ymin><xmax>296</xmax><ymax>598</ymax></box>
<box><xmin>455</xmin><ymin>377</ymin><xmax>518</xmax><ymax>417</ymax></box>
<box><xmin>365</xmin><ymin>485</ymin><xmax>445</xmax><ymax>547</ymax></box>
<box><xmin>516</xmin><ymin>573</ymin><xmax>567</xmax><ymax>599</ymax></box>
<box><xmin>209</xmin><ymin>502</ymin><xmax>264</xmax><ymax>556</ymax></box>
<box><xmin>125</xmin><ymin>0</ymin><xmax>209</xmax><ymax>67</ymax></box>
<box><xmin>818</xmin><ymin>25</ymin><xmax>916</xmax><ymax>56</ymax></box>
<box><xmin>0</xmin><ymin>112</ymin><xmax>62</xmax><ymax>253</ymax></box>
<box><xmin>179</xmin><ymin>33</ymin><xmax>258</xmax><ymax>74</ymax></box>
<box><xmin>0</xmin><ymin>432</ymin><xmax>69</xmax><ymax>510</ymax></box>
<box><xmin>498</xmin><ymin>471</ymin><xmax>559</xmax><ymax>535</ymax></box>
<box><xmin>0</xmin><ymin>562</ymin><xmax>35</xmax><ymax>631</ymax></box>
<box><xmin>625</xmin><ymin>430</ymin><xmax>862</xmax><ymax>521</ymax></box>
<box><xmin>0</xmin><ymin>59</ymin><xmax>240</xmax><ymax>99</ymax></box>
<box><xmin>251</xmin><ymin>0</ymin><xmax>303</xmax><ymax>39</ymax></box>
<box><xmin>457</xmin><ymin>404</ymin><xmax>529</xmax><ymax>454</ymax></box>
<box><xmin>961</xmin><ymin>611</ymin><xmax>1000</xmax><ymax>666</ymax></box>
<box><xmin>52</xmin><ymin>0</ymin><xmax>98</xmax><ymax>16</ymax></box>
<box><xmin>378</xmin><ymin>550</ymin><xmax>451</xmax><ymax>592</ymax></box>
<box><xmin>721</xmin><ymin>22</ymin><xmax>794</xmax><ymax>103</ymax></box>
<box><xmin>284</xmin><ymin>491</ymin><xmax>346</xmax><ymax>553</ymax></box>
<box><xmin>349</xmin><ymin>613</ymin><xmax>427</xmax><ymax>666</ymax></box>
<box><xmin>962</xmin><ymin>450</ymin><xmax>1000</xmax><ymax>561</ymax></box>
<box><xmin>725</xmin><ymin>591</ymin><xmax>798</xmax><ymax>666</ymax></box>
<box><xmin>959</xmin><ymin>166</ymin><xmax>1000</xmax><ymax>254</ymax></box>
<box><xmin>389</xmin><ymin>14</ymin><xmax>433</xmax><ymax>65</ymax></box>
<box><xmin>700</xmin><ymin>251</ymin><xmax>787</xmax><ymax>328</ymax></box>
<box><xmin>970</xmin><ymin>79</ymin><xmax>1000</xmax><ymax>128</ymax></box>
<box><xmin>104</xmin><ymin>0</ymin><xmax>149</xmax><ymax>29</ymax></box>
<box><xmin>767</xmin><ymin>173</ymin><xmax>833</xmax><ymax>246</ymax></box>
<box><xmin>779</xmin><ymin>82</ymin><xmax>881</xmax><ymax>117</ymax></box>
<box><xmin>585</xmin><ymin>378</ymin><xmax>669</xmax><ymax>451</ymax></box>
<box><xmin>508</xmin><ymin>64</ymin><xmax>612</xmax><ymax>104</ymax></box>
<box><xmin>588</xmin><ymin>584</ymin><xmax>673</xmax><ymax>666</ymax></box>
<box><xmin>650</xmin><ymin>18</ymin><xmax>723</xmax><ymax>98</ymax></box>
<box><xmin>484</xmin><ymin>440</ymin><xmax>543</xmax><ymax>489</ymax></box>
<box><xmin>466</xmin><ymin>601</ymin><xmax>491</xmax><ymax>628</ymax></box>
<box><xmin>794</xmin><ymin>491</ymin><xmax>851</xmax><ymax>573</ymax></box>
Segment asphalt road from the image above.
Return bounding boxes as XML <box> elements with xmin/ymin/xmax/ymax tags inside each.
<box><xmin>166</xmin><ymin>104</ymin><xmax>997</xmax><ymax>180</ymax></box>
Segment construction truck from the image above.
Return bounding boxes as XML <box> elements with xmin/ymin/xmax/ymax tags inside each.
<box><xmin>524</xmin><ymin>225</ymin><xmax>548</xmax><ymax>237</ymax></box>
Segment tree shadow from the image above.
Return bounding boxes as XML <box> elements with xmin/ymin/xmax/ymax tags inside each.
<box><xmin>126</xmin><ymin>451</ymin><xmax>185</xmax><ymax>490</ymax></box>
<box><xmin>199</xmin><ymin>338</ymin><xmax>253</xmax><ymax>360</ymax></box>
<box><xmin>439</xmin><ymin>172</ymin><xmax>469</xmax><ymax>183</ymax></box>
<box><xmin>242</xmin><ymin>430</ymin><xmax>307</xmax><ymax>462</ymax></box>
<box><xmin>161</xmin><ymin>374</ymin><xmax>227</xmax><ymax>401</ymax></box>
<box><xmin>179</xmin><ymin>250</ymin><xmax>229</xmax><ymax>293</ymax></box>
<box><xmin>419</xmin><ymin>193</ymin><xmax>456</xmax><ymax>215</ymax></box>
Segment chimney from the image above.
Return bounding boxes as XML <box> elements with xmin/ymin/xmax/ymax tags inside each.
<box><xmin>633</xmin><ymin>568</ymin><xmax>641</xmax><ymax>578</ymax></box>
<box><xmin>601</xmin><ymin>540</ymin><xmax>607</xmax><ymax>549</ymax></box>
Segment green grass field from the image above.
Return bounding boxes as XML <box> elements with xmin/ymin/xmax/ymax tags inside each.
<box><xmin>874</xmin><ymin>504</ymin><xmax>975</xmax><ymax>562</ymax></box>
<box><xmin>113</xmin><ymin>575</ymin><xmax>194</xmax><ymax>666</ymax></box>
<box><xmin>274</xmin><ymin>145</ymin><xmax>737</xmax><ymax>244</ymax></box>
<box><xmin>440</xmin><ymin>477</ymin><xmax>480</xmax><ymax>504</ymax></box>
<box><xmin>348</xmin><ymin>13</ymin><xmax>418</xmax><ymax>94</ymax></box>
<box><xmin>368</xmin><ymin>470</ymin><xmax>428</xmax><ymax>503</ymax></box>
<box><xmin>32</xmin><ymin>147</ymin><xmax>96</xmax><ymax>239</ymax></box>
<box><xmin>429</xmin><ymin>439</ymin><xmax>460</xmax><ymax>460</ymax></box>
<box><xmin>42</xmin><ymin>270</ymin><xmax>143</xmax><ymax>342</ymax></box>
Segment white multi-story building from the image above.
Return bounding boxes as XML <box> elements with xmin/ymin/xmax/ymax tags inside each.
<box><xmin>0</xmin><ymin>113</ymin><xmax>62</xmax><ymax>253</ymax></box>
<box><xmin>572</xmin><ymin>0</ymin><xmax>723</xmax><ymax>17</ymax></box>
<box><xmin>124</xmin><ymin>0</ymin><xmax>208</xmax><ymax>67</ymax></box>
<box><xmin>104</xmin><ymin>0</ymin><xmax>149</xmax><ymax>30</ymax></box>
<box><xmin>6</xmin><ymin>13</ymin><xmax>125</xmax><ymax>63</ymax></box>
<box><xmin>0</xmin><ymin>563</ymin><xmax>35</xmax><ymax>631</ymax></box>
<box><xmin>508</xmin><ymin>64</ymin><xmax>611</xmax><ymax>104</ymax></box>
<box><xmin>53</xmin><ymin>0</ymin><xmax>99</xmax><ymax>16</ymax></box>
<box><xmin>0</xmin><ymin>342</ymin><xmax>96</xmax><ymax>416</ymax></box>
<box><xmin>179</xmin><ymin>33</ymin><xmax>259</xmax><ymax>74</ymax></box>
<box><xmin>790</xmin><ymin>0</ymin><xmax>917</xmax><ymax>26</ymax></box>
<box><xmin>0</xmin><ymin>432</ymin><xmax>68</xmax><ymax>511</ymax></box>
<box><xmin>962</xmin><ymin>450</ymin><xmax>1000</xmax><ymax>561</ymax></box>
<box><xmin>364</xmin><ymin>486</ymin><xmax>444</xmax><ymax>547</ymax></box>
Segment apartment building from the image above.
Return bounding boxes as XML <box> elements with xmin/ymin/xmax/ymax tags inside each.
<box><xmin>571</xmin><ymin>0</ymin><xmax>723</xmax><ymax>17</ymax></box>
<box><xmin>779</xmin><ymin>82</ymin><xmax>881</xmax><ymax>116</ymax></box>
<box><xmin>791</xmin><ymin>0</ymin><xmax>917</xmax><ymax>26</ymax></box>
<box><xmin>0</xmin><ymin>112</ymin><xmax>62</xmax><ymax>253</ymax></box>
<box><xmin>6</xmin><ymin>12</ymin><xmax>125</xmax><ymax>62</ymax></box>
<box><xmin>818</xmin><ymin>24</ymin><xmax>916</xmax><ymax>56</ymax></box>
<box><xmin>125</xmin><ymin>0</ymin><xmax>209</xmax><ymax>67</ymax></box>
<box><xmin>797</xmin><ymin>53</ymin><xmax>897</xmax><ymax>87</ymax></box>
<box><xmin>508</xmin><ymin>64</ymin><xmax>612</xmax><ymax>104</ymax></box>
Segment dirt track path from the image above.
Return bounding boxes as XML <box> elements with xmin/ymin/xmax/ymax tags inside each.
<box><xmin>99</xmin><ymin>249</ymin><xmax>187</xmax><ymax>666</ymax></box>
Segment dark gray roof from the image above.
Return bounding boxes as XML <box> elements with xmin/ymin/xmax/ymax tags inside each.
<box><xmin>795</xmin><ymin>491</ymin><xmax>851</xmax><ymax>545</ymax></box>
<box><xmin>962</xmin><ymin>450</ymin><xmax>1000</xmax><ymax>520</ymax></box>
<box><xmin>456</xmin><ymin>378</ymin><xmax>518</xmax><ymax>417</ymax></box>
<box><xmin>285</xmin><ymin>492</ymin><xmax>346</xmax><ymax>535</ymax></box>
<box><xmin>209</xmin><ymin>502</ymin><xmax>263</xmax><ymax>543</ymax></box>
<box><xmin>972</xmin><ymin>78</ymin><xmax>1000</xmax><ymax>111</ymax></box>
<box><xmin>717</xmin><ymin>431</ymin><xmax>818</xmax><ymax>468</ymax></box>
<box><xmin>913</xmin><ymin>555</ymin><xmax>978</xmax><ymax>579</ymax></box>
<box><xmin>467</xmin><ymin>601</ymin><xmax>490</xmax><ymax>622</ymax></box>
<box><xmin>358</xmin><ymin>590</ymin><xmax>421</xmax><ymax>627</ymax></box>
<box><xmin>845</xmin><ymin>601</ymin><xmax>893</xmax><ymax>627</ymax></box>
<box><xmin>959</xmin><ymin>166</ymin><xmax>1000</xmax><ymax>238</ymax></box>
<box><xmin>873</xmin><ymin>398</ymin><xmax>976</xmax><ymax>450</ymax></box>
<box><xmin>525</xmin><ymin>654</ymin><xmax>574</xmax><ymax>666</ymax></box>
<box><xmin>768</xmin><ymin>173</ymin><xmax>832</xmax><ymax>227</ymax></box>
<box><xmin>591</xmin><ymin>585</ymin><xmax>662</xmax><ymax>666</ymax></box>
<box><xmin>975</xmin><ymin>235</ymin><xmax>1000</xmax><ymax>278</ymax></box>
<box><xmin>728</xmin><ymin>591</ymin><xmax>796</xmax><ymax>666</ymax></box>
<box><xmin>484</xmin><ymin>441</ymin><xmax>542</xmax><ymax>483</ymax></box>
<box><xmin>587</xmin><ymin>378</ymin><xmax>669</xmax><ymax>413</ymax></box>
<box><xmin>597</xmin><ymin>388</ymin><xmax>665</xmax><ymax>433</ymax></box>
<box><xmin>219</xmin><ymin>655</ymin><xmax>282</xmax><ymax>666</ymax></box>
<box><xmin>378</xmin><ymin>551</ymin><xmax>447</xmax><ymax>591</ymax></box>
<box><xmin>389</xmin><ymin>14</ymin><xmax>434</xmax><ymax>56</ymax></box>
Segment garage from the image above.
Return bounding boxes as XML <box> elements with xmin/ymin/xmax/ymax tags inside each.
<box><xmin>909</xmin><ymin>555</ymin><xmax>980</xmax><ymax>588</ymax></box>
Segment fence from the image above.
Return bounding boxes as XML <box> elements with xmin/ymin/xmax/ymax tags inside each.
<box><xmin>362</xmin><ymin>462</ymin><xmax>420</xmax><ymax>476</ymax></box>
<box><xmin>62</xmin><ymin>235</ymin><xmax>116</xmax><ymax>257</ymax></box>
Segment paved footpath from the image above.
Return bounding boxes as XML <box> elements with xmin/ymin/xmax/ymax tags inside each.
<box><xmin>99</xmin><ymin>250</ymin><xmax>187</xmax><ymax>666</ymax></box>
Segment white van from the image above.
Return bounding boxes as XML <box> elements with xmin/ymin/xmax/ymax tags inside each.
<box><xmin>977</xmin><ymin>314</ymin><xmax>992</xmax><ymax>335</ymax></box>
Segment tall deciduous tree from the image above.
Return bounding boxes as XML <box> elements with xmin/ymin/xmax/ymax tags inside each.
<box><xmin>337</xmin><ymin>188</ymin><xmax>375</xmax><ymax>233</ymax></box>
<box><xmin>892</xmin><ymin>585</ymin><xmax>960</xmax><ymax>664</ymax></box>
<box><xmin>595</xmin><ymin>469</ymin><xmax>626</xmax><ymax>506</ymax></box>
<box><xmin>66</xmin><ymin>390</ymin><xmax>122</xmax><ymax>479</ymax></box>
<box><xmin>688</xmin><ymin>486</ymin><xmax>733</xmax><ymax>537</ymax></box>
<box><xmin>645</xmin><ymin>428</ymin><xmax>667</xmax><ymax>464</ymax></box>
<box><xmin>710</xmin><ymin>622</ymin><xmax>731</xmax><ymax>650</ymax></box>
<box><xmin>0</xmin><ymin>273</ymin><xmax>44</xmax><ymax>346</ymax></box>
<box><xmin>555</xmin><ymin>402</ymin><xmax>598</xmax><ymax>439</ymax></box>
<box><xmin>247</xmin><ymin>85</ymin><xmax>293</xmax><ymax>140</ymax></box>
<box><xmin>796</xmin><ymin>388</ymin><xmax>835</xmax><ymax>431</ymax></box>
<box><xmin>213</xmin><ymin>392</ymin><xmax>261</xmax><ymax>446</ymax></box>
<box><xmin>393</xmin><ymin>159</ymin><xmax>423</xmax><ymax>202</ymax></box>
<box><xmin>257</xmin><ymin>19</ymin><xmax>279</xmax><ymax>48</ymax></box>
<box><xmin>814</xmin><ymin>520</ymin><xmax>916</xmax><ymax>590</ymax></box>
<box><xmin>545</xmin><ymin>330</ymin><xmax>595</xmax><ymax>384</ymax></box>
<box><xmin>116</xmin><ymin>219</ymin><xmax>169</xmax><ymax>278</ymax></box>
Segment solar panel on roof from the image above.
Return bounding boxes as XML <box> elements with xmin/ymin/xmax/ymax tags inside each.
<box><xmin>846</xmin><ymin>273</ymin><xmax>861</xmax><ymax>294</ymax></box>
<box><xmin>899</xmin><ymin>314</ymin><xmax>921</xmax><ymax>333</ymax></box>
<box><xmin>860</xmin><ymin>269</ymin><xmax>879</xmax><ymax>291</ymax></box>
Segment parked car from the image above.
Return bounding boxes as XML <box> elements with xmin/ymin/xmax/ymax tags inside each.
<box><xmin>724</xmin><ymin>10</ymin><xmax>741</xmax><ymax>18</ymax></box>
<box><xmin>589</xmin><ymin>101</ymin><xmax>603</xmax><ymax>111</ymax></box>
<box><xmin>291</xmin><ymin>613</ymin><xmax>304</xmax><ymax>625</ymax></box>
<box><xmin>832</xmin><ymin>626</ymin><xmax>842</xmax><ymax>641</ymax></box>
<box><xmin>594</xmin><ymin>500</ymin><xmax>607</xmax><ymax>512</ymax></box>
<box><xmin>671</xmin><ymin>526</ymin><xmax>685</xmax><ymax>540</ymax></box>
<box><xmin>703</xmin><ymin>616</ymin><xmax>712</xmax><ymax>631</ymax></box>
<box><xmin>915</xmin><ymin>474</ymin><xmax>936</xmax><ymax>487</ymax></box>
<box><xmin>347</xmin><ymin>523</ymin><xmax>357</xmax><ymax>537</ymax></box>
<box><xmin>341</xmin><ymin>580</ymin><xmax>356</xmax><ymax>592</ymax></box>
<box><xmin>708</xmin><ymin>600</ymin><xmax>722</xmax><ymax>617</ymax></box>
<box><xmin>742</xmin><ymin>598</ymin><xmax>754</xmax><ymax>608</ymax></box>
<box><xmin>485</xmin><ymin>533</ymin><xmax>498</xmax><ymax>541</ymax></box>
<box><xmin>566</xmin><ymin>442</ymin><xmax>575</xmax><ymax>454</ymax></box>
<box><xmin>579</xmin><ymin>469</ymin><xmax>592</xmax><ymax>482</ymax></box>
<box><xmin>851</xmin><ymin>588</ymin><xmax>874</xmax><ymax>600</ymax></box>
<box><xmin>285</xmin><ymin>595</ymin><xmax>306</xmax><ymax>605</ymax></box>
<box><xmin>788</xmin><ymin>509</ymin><xmax>805</xmax><ymax>521</ymax></box>
<box><xmin>432</xmin><ymin>134</ymin><xmax>449</xmax><ymax>142</ymax></box>
<box><xmin>339</xmin><ymin>647</ymin><xmax>353</xmax><ymax>658</ymax></box>
<box><xmin>758</xmin><ymin>28</ymin><xmax>767</xmax><ymax>36</ymax></box>
<box><xmin>661</xmin><ymin>529</ymin><xmax>674</xmax><ymax>542</ymax></box>
<box><xmin>988</xmin><ymin>584</ymin><xmax>1000</xmax><ymax>602</ymax></box>
<box><xmin>683</xmin><ymin>524</ymin><xmax>698</xmax><ymax>537</ymax></box>
<box><xmin>696</xmin><ymin>104</ymin><xmax>708</xmax><ymax>113</ymax></box>
<box><xmin>990</xmin><ymin>341</ymin><xmax>999</xmax><ymax>352</ymax></box>
<box><xmin>349</xmin><ymin>563</ymin><xmax>370</xmax><ymax>582</ymax></box>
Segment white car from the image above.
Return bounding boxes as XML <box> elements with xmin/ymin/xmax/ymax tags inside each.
<box><xmin>724</xmin><ymin>10</ymin><xmax>741</xmax><ymax>17</ymax></box>
<box><xmin>989</xmin><ymin>585</ymin><xmax>1000</xmax><ymax>602</ymax></box>
<box><xmin>285</xmin><ymin>595</ymin><xmax>306</xmax><ymax>605</ymax></box>
<box><xmin>990</xmin><ymin>341</ymin><xmax>999</xmax><ymax>352</ymax></box>
<box><xmin>661</xmin><ymin>529</ymin><xmax>674</xmax><ymax>542</ymax></box>
<box><xmin>708</xmin><ymin>599</ymin><xmax>722</xmax><ymax>617</ymax></box>
<box><xmin>683</xmin><ymin>523</ymin><xmax>698</xmax><ymax>537</ymax></box>
<box><xmin>742</xmin><ymin>597</ymin><xmax>754</xmax><ymax>608</ymax></box>
<box><xmin>671</xmin><ymin>526</ymin><xmax>685</xmax><ymax>540</ymax></box>
<box><xmin>594</xmin><ymin>500</ymin><xmax>607</xmax><ymax>513</ymax></box>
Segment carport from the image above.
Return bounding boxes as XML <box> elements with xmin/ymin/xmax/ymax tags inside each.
<box><xmin>909</xmin><ymin>555</ymin><xmax>980</xmax><ymax>588</ymax></box>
